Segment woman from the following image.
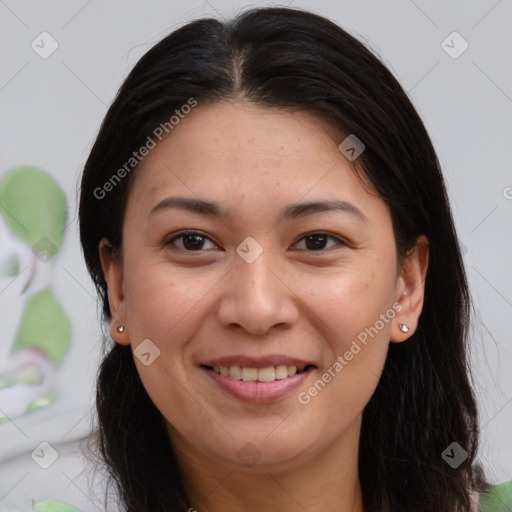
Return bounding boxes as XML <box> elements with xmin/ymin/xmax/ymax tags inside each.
<box><xmin>77</xmin><ymin>6</ymin><xmax>511</xmax><ymax>512</ymax></box>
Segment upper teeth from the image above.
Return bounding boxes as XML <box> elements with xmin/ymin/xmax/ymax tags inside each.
<box><xmin>212</xmin><ymin>365</ymin><xmax>302</xmax><ymax>382</ymax></box>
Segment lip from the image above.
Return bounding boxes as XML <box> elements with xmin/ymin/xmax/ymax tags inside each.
<box><xmin>200</xmin><ymin>365</ymin><xmax>316</xmax><ymax>404</ymax></box>
<box><xmin>200</xmin><ymin>354</ymin><xmax>315</xmax><ymax>369</ymax></box>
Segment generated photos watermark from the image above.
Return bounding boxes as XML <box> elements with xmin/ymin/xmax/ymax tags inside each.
<box><xmin>298</xmin><ymin>302</ymin><xmax>403</xmax><ymax>405</ymax></box>
<box><xmin>93</xmin><ymin>97</ymin><xmax>198</xmax><ymax>200</ymax></box>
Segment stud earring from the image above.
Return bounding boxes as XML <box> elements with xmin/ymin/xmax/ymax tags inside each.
<box><xmin>398</xmin><ymin>323</ymin><xmax>409</xmax><ymax>333</ymax></box>
<box><xmin>117</xmin><ymin>325</ymin><xmax>125</xmax><ymax>333</ymax></box>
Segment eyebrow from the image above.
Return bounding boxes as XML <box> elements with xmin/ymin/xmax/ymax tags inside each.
<box><xmin>149</xmin><ymin>196</ymin><xmax>367</xmax><ymax>223</ymax></box>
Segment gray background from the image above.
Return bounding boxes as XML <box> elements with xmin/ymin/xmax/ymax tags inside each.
<box><xmin>0</xmin><ymin>0</ymin><xmax>511</xmax><ymax>508</ymax></box>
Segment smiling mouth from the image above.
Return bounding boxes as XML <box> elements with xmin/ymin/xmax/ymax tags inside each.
<box><xmin>201</xmin><ymin>364</ymin><xmax>316</xmax><ymax>383</ymax></box>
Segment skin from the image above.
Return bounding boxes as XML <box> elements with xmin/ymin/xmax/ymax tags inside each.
<box><xmin>100</xmin><ymin>100</ymin><xmax>429</xmax><ymax>512</ymax></box>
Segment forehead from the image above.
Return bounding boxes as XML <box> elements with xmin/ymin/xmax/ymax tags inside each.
<box><xmin>125</xmin><ymin>100</ymin><xmax>381</xmax><ymax>221</ymax></box>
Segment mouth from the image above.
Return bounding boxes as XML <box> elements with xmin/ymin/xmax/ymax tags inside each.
<box><xmin>199</xmin><ymin>356</ymin><xmax>317</xmax><ymax>403</ymax></box>
<box><xmin>200</xmin><ymin>363</ymin><xmax>316</xmax><ymax>383</ymax></box>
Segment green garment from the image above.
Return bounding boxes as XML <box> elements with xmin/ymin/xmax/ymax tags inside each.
<box><xmin>479</xmin><ymin>481</ymin><xmax>512</xmax><ymax>512</ymax></box>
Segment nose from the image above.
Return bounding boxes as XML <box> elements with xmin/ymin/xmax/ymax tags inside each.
<box><xmin>216</xmin><ymin>252</ymin><xmax>300</xmax><ymax>336</ymax></box>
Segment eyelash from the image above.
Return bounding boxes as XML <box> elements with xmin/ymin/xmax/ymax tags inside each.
<box><xmin>164</xmin><ymin>230</ymin><xmax>346</xmax><ymax>253</ymax></box>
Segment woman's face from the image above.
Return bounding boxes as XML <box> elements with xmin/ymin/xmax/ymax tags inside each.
<box><xmin>101</xmin><ymin>100</ymin><xmax>428</xmax><ymax>473</ymax></box>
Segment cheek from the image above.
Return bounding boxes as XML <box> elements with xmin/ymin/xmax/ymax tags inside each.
<box><xmin>123</xmin><ymin>259</ymin><xmax>207</xmax><ymax>344</ymax></box>
<box><xmin>304</xmin><ymin>261</ymin><xmax>397</xmax><ymax>348</ymax></box>
<box><xmin>296</xmin><ymin>273</ymin><xmax>393</xmax><ymax>438</ymax></box>
<box><xmin>298</xmin><ymin>259</ymin><xmax>396</xmax><ymax>422</ymax></box>
<box><xmin>122</xmin><ymin>262</ymin><xmax>213</xmax><ymax>430</ymax></box>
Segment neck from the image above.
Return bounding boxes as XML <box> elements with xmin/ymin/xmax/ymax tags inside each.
<box><xmin>172</xmin><ymin>415</ymin><xmax>365</xmax><ymax>512</ymax></box>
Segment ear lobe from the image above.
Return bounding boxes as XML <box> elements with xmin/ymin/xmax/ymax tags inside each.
<box><xmin>99</xmin><ymin>237</ymin><xmax>130</xmax><ymax>345</ymax></box>
<box><xmin>391</xmin><ymin>235</ymin><xmax>429</xmax><ymax>343</ymax></box>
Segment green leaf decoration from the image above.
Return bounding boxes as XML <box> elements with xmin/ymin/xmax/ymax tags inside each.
<box><xmin>33</xmin><ymin>499</ymin><xmax>85</xmax><ymax>512</ymax></box>
<box><xmin>0</xmin><ymin>165</ymin><xmax>67</xmax><ymax>254</ymax></box>
<box><xmin>12</xmin><ymin>288</ymin><xmax>71</xmax><ymax>365</ymax></box>
<box><xmin>24</xmin><ymin>392</ymin><xmax>56</xmax><ymax>415</ymax></box>
<box><xmin>479</xmin><ymin>481</ymin><xmax>512</xmax><ymax>512</ymax></box>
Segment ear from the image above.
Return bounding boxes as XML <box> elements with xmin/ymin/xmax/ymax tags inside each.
<box><xmin>390</xmin><ymin>235</ymin><xmax>429</xmax><ymax>343</ymax></box>
<box><xmin>99</xmin><ymin>237</ymin><xmax>130</xmax><ymax>345</ymax></box>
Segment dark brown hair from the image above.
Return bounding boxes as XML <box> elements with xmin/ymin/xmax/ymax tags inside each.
<box><xmin>79</xmin><ymin>6</ymin><xmax>488</xmax><ymax>511</ymax></box>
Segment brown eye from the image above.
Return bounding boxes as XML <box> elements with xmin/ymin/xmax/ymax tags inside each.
<box><xmin>293</xmin><ymin>233</ymin><xmax>345</xmax><ymax>251</ymax></box>
<box><xmin>166</xmin><ymin>231</ymin><xmax>217</xmax><ymax>251</ymax></box>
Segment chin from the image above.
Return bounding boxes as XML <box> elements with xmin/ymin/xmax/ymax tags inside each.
<box><xmin>212</xmin><ymin>432</ymin><xmax>318</xmax><ymax>473</ymax></box>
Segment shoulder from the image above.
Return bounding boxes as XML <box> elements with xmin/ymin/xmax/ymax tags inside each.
<box><xmin>477</xmin><ymin>481</ymin><xmax>512</xmax><ymax>512</ymax></box>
